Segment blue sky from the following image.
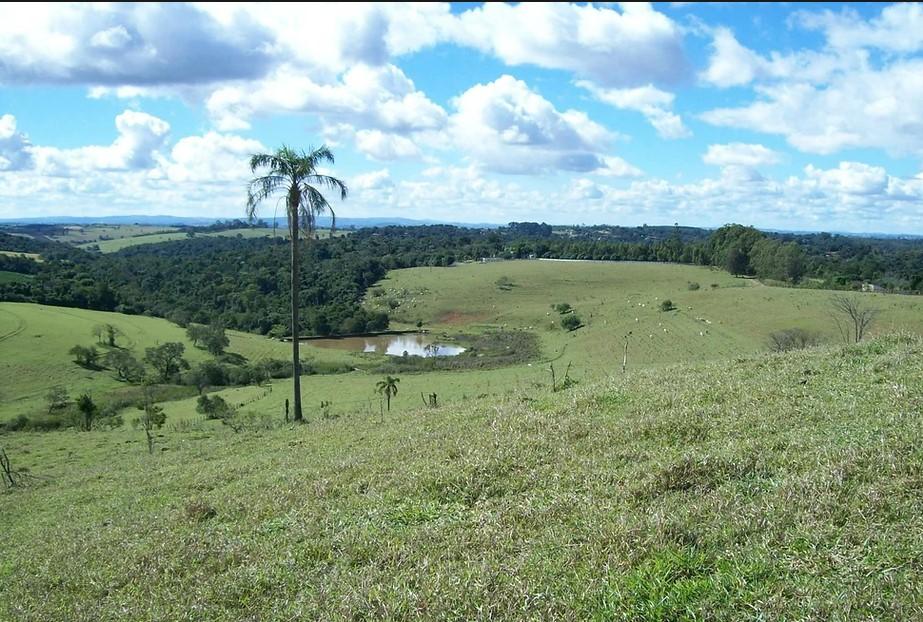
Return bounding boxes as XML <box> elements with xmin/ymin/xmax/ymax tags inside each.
<box><xmin>0</xmin><ymin>2</ymin><xmax>922</xmax><ymax>233</ymax></box>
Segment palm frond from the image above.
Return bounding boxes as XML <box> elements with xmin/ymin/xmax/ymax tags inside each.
<box><xmin>306</xmin><ymin>174</ymin><xmax>349</xmax><ymax>201</ymax></box>
<box><xmin>246</xmin><ymin>175</ymin><xmax>287</xmax><ymax>219</ymax></box>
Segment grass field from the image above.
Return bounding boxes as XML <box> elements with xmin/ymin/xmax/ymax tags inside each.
<box><xmin>81</xmin><ymin>227</ymin><xmax>339</xmax><ymax>253</ymax></box>
<box><xmin>52</xmin><ymin>224</ymin><xmax>179</xmax><ymax>244</ymax></box>
<box><xmin>0</xmin><ymin>303</ymin><xmax>298</xmax><ymax>421</ymax></box>
<box><xmin>371</xmin><ymin>260</ymin><xmax>923</xmax><ymax>368</ymax></box>
<box><xmin>3</xmin><ymin>260</ymin><xmax>922</xmax><ymax>426</ymax></box>
<box><xmin>0</xmin><ymin>271</ymin><xmax>33</xmax><ymax>284</ymax></box>
<box><xmin>3</xmin><ymin>334</ymin><xmax>923</xmax><ymax>620</ymax></box>
<box><xmin>0</xmin><ymin>250</ymin><xmax>41</xmax><ymax>261</ymax></box>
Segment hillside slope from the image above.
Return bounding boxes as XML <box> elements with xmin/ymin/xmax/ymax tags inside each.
<box><xmin>3</xmin><ymin>335</ymin><xmax>923</xmax><ymax>620</ymax></box>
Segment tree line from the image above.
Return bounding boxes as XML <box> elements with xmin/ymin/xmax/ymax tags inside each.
<box><xmin>1</xmin><ymin>223</ymin><xmax>921</xmax><ymax>340</ymax></box>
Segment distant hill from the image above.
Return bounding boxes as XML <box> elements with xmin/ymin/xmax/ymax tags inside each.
<box><xmin>0</xmin><ymin>215</ymin><xmax>502</xmax><ymax>229</ymax></box>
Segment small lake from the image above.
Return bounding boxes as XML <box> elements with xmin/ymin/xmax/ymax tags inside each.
<box><xmin>309</xmin><ymin>333</ymin><xmax>466</xmax><ymax>357</ymax></box>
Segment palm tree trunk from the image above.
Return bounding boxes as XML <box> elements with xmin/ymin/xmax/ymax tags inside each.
<box><xmin>386</xmin><ymin>393</ymin><xmax>391</xmax><ymax>412</ymax></box>
<box><xmin>290</xmin><ymin>216</ymin><xmax>303</xmax><ymax>422</ymax></box>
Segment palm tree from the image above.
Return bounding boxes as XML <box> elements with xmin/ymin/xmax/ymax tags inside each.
<box><xmin>376</xmin><ymin>375</ymin><xmax>400</xmax><ymax>412</ymax></box>
<box><xmin>246</xmin><ymin>145</ymin><xmax>348</xmax><ymax>423</ymax></box>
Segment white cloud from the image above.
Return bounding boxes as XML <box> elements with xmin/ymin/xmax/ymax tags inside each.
<box><xmin>803</xmin><ymin>162</ymin><xmax>888</xmax><ymax>196</ymax></box>
<box><xmin>0</xmin><ymin>114</ymin><xmax>34</xmax><ymax>171</ymax></box>
<box><xmin>701</xmin><ymin>58</ymin><xmax>923</xmax><ymax>156</ymax></box>
<box><xmin>701</xmin><ymin>27</ymin><xmax>866</xmax><ymax>88</ymax></box>
<box><xmin>0</xmin><ymin>3</ymin><xmax>277</xmax><ymax>86</ymax></box>
<box><xmin>569</xmin><ymin>178</ymin><xmax>603</xmax><ymax>200</ymax></box>
<box><xmin>798</xmin><ymin>3</ymin><xmax>923</xmax><ymax>53</ymax></box>
<box><xmin>450</xmin><ymin>75</ymin><xmax>638</xmax><ymax>176</ymax></box>
<box><xmin>31</xmin><ymin>110</ymin><xmax>170</xmax><ymax>176</ymax></box>
<box><xmin>354</xmin><ymin>130</ymin><xmax>421</xmax><ymax>161</ymax></box>
<box><xmin>160</xmin><ymin>131</ymin><xmax>265</xmax><ymax>183</ymax></box>
<box><xmin>703</xmin><ymin>143</ymin><xmax>780</xmax><ymax>168</ymax></box>
<box><xmin>452</xmin><ymin>2</ymin><xmax>688</xmax><ymax>86</ymax></box>
<box><xmin>577</xmin><ymin>81</ymin><xmax>690</xmax><ymax>139</ymax></box>
<box><xmin>88</xmin><ymin>25</ymin><xmax>132</xmax><ymax>50</ymax></box>
<box><xmin>353</xmin><ymin>169</ymin><xmax>394</xmax><ymax>192</ymax></box>
<box><xmin>206</xmin><ymin>63</ymin><xmax>446</xmax><ymax>135</ymax></box>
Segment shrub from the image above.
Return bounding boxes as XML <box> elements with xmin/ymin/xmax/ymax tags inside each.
<box><xmin>196</xmin><ymin>395</ymin><xmax>235</xmax><ymax>420</ymax></box>
<box><xmin>69</xmin><ymin>345</ymin><xmax>100</xmax><ymax>368</ymax></box>
<box><xmin>561</xmin><ymin>314</ymin><xmax>582</xmax><ymax>331</ymax></box>
<box><xmin>768</xmin><ymin>328</ymin><xmax>821</xmax><ymax>352</ymax></box>
<box><xmin>687</xmin><ymin>282</ymin><xmax>700</xmax><ymax>291</ymax></box>
<box><xmin>495</xmin><ymin>276</ymin><xmax>515</xmax><ymax>291</ymax></box>
<box><xmin>660</xmin><ymin>299</ymin><xmax>676</xmax><ymax>312</ymax></box>
<box><xmin>552</xmin><ymin>303</ymin><xmax>573</xmax><ymax>315</ymax></box>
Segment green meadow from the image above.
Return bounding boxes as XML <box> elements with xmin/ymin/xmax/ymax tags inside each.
<box><xmin>3</xmin><ymin>334</ymin><xmax>923</xmax><ymax>620</ymax></box>
<box><xmin>3</xmin><ymin>260</ymin><xmax>922</xmax><ymax>425</ymax></box>
<box><xmin>3</xmin><ymin>260</ymin><xmax>923</xmax><ymax>619</ymax></box>
<box><xmin>81</xmin><ymin>227</ymin><xmax>339</xmax><ymax>253</ymax></box>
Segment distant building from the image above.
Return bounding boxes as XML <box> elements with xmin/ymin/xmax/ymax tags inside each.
<box><xmin>861</xmin><ymin>283</ymin><xmax>883</xmax><ymax>293</ymax></box>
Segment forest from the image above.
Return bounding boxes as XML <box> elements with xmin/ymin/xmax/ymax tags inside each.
<box><xmin>1</xmin><ymin>223</ymin><xmax>921</xmax><ymax>337</ymax></box>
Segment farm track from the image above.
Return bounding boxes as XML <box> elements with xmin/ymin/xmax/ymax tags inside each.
<box><xmin>0</xmin><ymin>307</ymin><xmax>26</xmax><ymax>342</ymax></box>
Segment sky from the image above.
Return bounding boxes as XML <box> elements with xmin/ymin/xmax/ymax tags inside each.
<box><xmin>0</xmin><ymin>2</ymin><xmax>922</xmax><ymax>234</ymax></box>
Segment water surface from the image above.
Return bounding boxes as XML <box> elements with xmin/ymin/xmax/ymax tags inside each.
<box><xmin>310</xmin><ymin>333</ymin><xmax>465</xmax><ymax>357</ymax></box>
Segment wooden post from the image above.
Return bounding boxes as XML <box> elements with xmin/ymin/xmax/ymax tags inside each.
<box><xmin>622</xmin><ymin>332</ymin><xmax>632</xmax><ymax>373</ymax></box>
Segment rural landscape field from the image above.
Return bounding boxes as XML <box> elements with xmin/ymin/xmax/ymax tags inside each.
<box><xmin>3</xmin><ymin>2</ymin><xmax>923</xmax><ymax>620</ymax></box>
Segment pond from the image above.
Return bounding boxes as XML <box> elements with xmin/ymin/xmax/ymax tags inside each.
<box><xmin>308</xmin><ymin>333</ymin><xmax>466</xmax><ymax>357</ymax></box>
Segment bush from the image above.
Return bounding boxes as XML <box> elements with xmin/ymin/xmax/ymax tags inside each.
<box><xmin>768</xmin><ymin>328</ymin><xmax>821</xmax><ymax>352</ymax></box>
<box><xmin>687</xmin><ymin>282</ymin><xmax>700</xmax><ymax>291</ymax></box>
<box><xmin>660</xmin><ymin>299</ymin><xmax>676</xmax><ymax>312</ymax></box>
<box><xmin>196</xmin><ymin>395</ymin><xmax>235</xmax><ymax>420</ymax></box>
<box><xmin>552</xmin><ymin>302</ymin><xmax>573</xmax><ymax>315</ymax></box>
<box><xmin>1</xmin><ymin>413</ymin><xmax>69</xmax><ymax>433</ymax></box>
<box><xmin>259</xmin><ymin>358</ymin><xmax>294</xmax><ymax>379</ymax></box>
<box><xmin>495</xmin><ymin>276</ymin><xmax>515</xmax><ymax>291</ymax></box>
<box><xmin>69</xmin><ymin>345</ymin><xmax>100</xmax><ymax>368</ymax></box>
<box><xmin>561</xmin><ymin>314</ymin><xmax>582</xmax><ymax>331</ymax></box>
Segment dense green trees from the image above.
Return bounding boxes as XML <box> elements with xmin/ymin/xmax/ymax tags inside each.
<box><xmin>144</xmin><ymin>342</ymin><xmax>188</xmax><ymax>382</ymax></box>
<box><xmin>2</xmin><ymin>222</ymin><xmax>922</xmax><ymax>338</ymax></box>
<box><xmin>104</xmin><ymin>350</ymin><xmax>145</xmax><ymax>382</ymax></box>
<box><xmin>69</xmin><ymin>345</ymin><xmax>100</xmax><ymax>368</ymax></box>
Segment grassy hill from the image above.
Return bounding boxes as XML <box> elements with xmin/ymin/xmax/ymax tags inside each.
<box><xmin>0</xmin><ymin>303</ymin><xmax>295</xmax><ymax>421</ymax></box>
<box><xmin>3</xmin><ymin>260</ymin><xmax>922</xmax><ymax>425</ymax></box>
<box><xmin>3</xmin><ymin>334</ymin><xmax>922</xmax><ymax>620</ymax></box>
<box><xmin>372</xmin><ymin>261</ymin><xmax>923</xmax><ymax>367</ymax></box>
<box><xmin>81</xmin><ymin>227</ymin><xmax>338</xmax><ymax>253</ymax></box>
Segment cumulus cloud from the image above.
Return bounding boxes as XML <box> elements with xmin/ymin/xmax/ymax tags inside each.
<box><xmin>31</xmin><ymin>110</ymin><xmax>170</xmax><ymax>176</ymax></box>
<box><xmin>339</xmin><ymin>160</ymin><xmax>923</xmax><ymax>233</ymax></box>
<box><xmin>0</xmin><ymin>3</ymin><xmax>277</xmax><ymax>86</ymax></box>
<box><xmin>353</xmin><ymin>169</ymin><xmax>394</xmax><ymax>192</ymax></box>
<box><xmin>701</xmin><ymin>27</ymin><xmax>866</xmax><ymax>88</ymax></box>
<box><xmin>450</xmin><ymin>75</ymin><xmax>638</xmax><ymax>176</ymax></box>
<box><xmin>354</xmin><ymin>130</ymin><xmax>421</xmax><ymax>161</ymax></box>
<box><xmin>701</xmin><ymin>59</ymin><xmax>923</xmax><ymax>156</ymax></box>
<box><xmin>577</xmin><ymin>81</ymin><xmax>690</xmax><ymax>139</ymax></box>
<box><xmin>0</xmin><ymin>114</ymin><xmax>34</xmax><ymax>171</ymax></box>
<box><xmin>0</xmin><ymin>112</ymin><xmax>271</xmax><ymax>219</ymax></box>
<box><xmin>452</xmin><ymin>2</ymin><xmax>688</xmax><ymax>87</ymax></box>
<box><xmin>803</xmin><ymin>162</ymin><xmax>888</xmax><ymax>196</ymax></box>
<box><xmin>206</xmin><ymin>63</ymin><xmax>446</xmax><ymax>135</ymax></box>
<box><xmin>159</xmin><ymin>132</ymin><xmax>265</xmax><ymax>183</ymax></box>
<box><xmin>703</xmin><ymin>143</ymin><xmax>780</xmax><ymax>168</ymax></box>
<box><xmin>797</xmin><ymin>3</ymin><xmax>923</xmax><ymax>53</ymax></box>
<box><xmin>569</xmin><ymin>178</ymin><xmax>604</xmax><ymax>200</ymax></box>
